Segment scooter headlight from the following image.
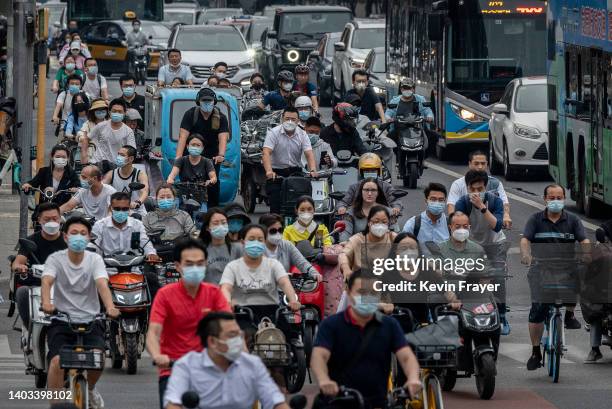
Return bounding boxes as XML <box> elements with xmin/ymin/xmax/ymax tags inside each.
<box><xmin>401</xmin><ymin>136</ymin><xmax>423</xmax><ymax>150</ymax></box>
<box><xmin>461</xmin><ymin>310</ymin><xmax>499</xmax><ymax>331</ymax></box>
<box><xmin>301</xmin><ymin>279</ymin><xmax>318</xmax><ymax>293</ymax></box>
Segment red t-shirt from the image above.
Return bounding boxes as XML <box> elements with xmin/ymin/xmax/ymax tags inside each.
<box><xmin>149</xmin><ymin>281</ymin><xmax>231</xmax><ymax>377</ymax></box>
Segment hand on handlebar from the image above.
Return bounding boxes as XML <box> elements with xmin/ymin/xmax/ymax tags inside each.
<box><xmin>13</xmin><ymin>264</ymin><xmax>28</xmax><ymax>274</ymax></box>
<box><xmin>391</xmin><ymin>207</ymin><xmax>401</xmax><ymax>217</ymax></box>
<box><xmin>153</xmin><ymin>354</ymin><xmax>171</xmax><ymax>369</ymax></box>
<box><xmin>319</xmin><ymin>379</ymin><xmax>339</xmax><ymax>397</ymax></box>
<box><xmin>404</xmin><ymin>378</ymin><xmax>423</xmax><ymax>400</ymax></box>
<box><xmin>265</xmin><ymin>171</ymin><xmax>276</xmax><ymax>180</ymax></box>
<box><xmin>448</xmin><ymin>301</ymin><xmax>462</xmax><ymax>311</ymax></box>
<box><xmin>42</xmin><ymin>302</ymin><xmax>56</xmax><ymax>315</ymax></box>
<box><xmin>107</xmin><ymin>307</ymin><xmax>121</xmax><ymax>320</ymax></box>
<box><xmin>21</xmin><ymin>183</ymin><xmax>32</xmax><ymax>193</ymax></box>
<box><xmin>289</xmin><ymin>300</ymin><xmax>301</xmax><ymax>312</ymax></box>
<box><xmin>146</xmin><ymin>254</ymin><xmax>162</xmax><ymax>264</ymax></box>
<box><xmin>336</xmin><ymin>207</ymin><xmax>347</xmax><ymax>215</ymax></box>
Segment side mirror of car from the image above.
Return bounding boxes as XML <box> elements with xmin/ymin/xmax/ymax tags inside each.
<box><xmin>492</xmin><ymin>103</ymin><xmax>509</xmax><ymax>116</ymax></box>
<box><xmin>308</xmin><ymin>50</ymin><xmax>320</xmax><ymax>60</ymax></box>
<box><xmin>334</xmin><ymin>41</ymin><xmax>346</xmax><ymax>52</ymax></box>
<box><xmin>267</xmin><ymin>30</ymin><xmax>277</xmax><ymax>39</ymax></box>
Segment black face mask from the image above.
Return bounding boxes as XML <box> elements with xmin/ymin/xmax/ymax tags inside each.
<box><xmin>251</xmin><ymin>83</ymin><xmax>264</xmax><ymax>91</ymax></box>
<box><xmin>75</xmin><ymin>103</ymin><xmax>87</xmax><ymax>112</ymax></box>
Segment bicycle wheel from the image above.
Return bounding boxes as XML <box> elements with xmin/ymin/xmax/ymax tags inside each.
<box><xmin>552</xmin><ymin>315</ymin><xmax>562</xmax><ymax>383</ymax></box>
<box><xmin>72</xmin><ymin>374</ymin><xmax>88</xmax><ymax>409</ymax></box>
<box><xmin>423</xmin><ymin>374</ymin><xmax>444</xmax><ymax>409</ymax></box>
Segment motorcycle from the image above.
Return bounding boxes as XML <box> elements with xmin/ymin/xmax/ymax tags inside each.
<box><xmin>393</xmin><ymin>114</ymin><xmax>426</xmax><ymax>189</ymax></box>
<box><xmin>174</xmin><ymin>181</ymin><xmax>206</xmax><ymax>222</ymax></box>
<box><xmin>149</xmin><ymin>229</ymin><xmax>184</xmax><ymax>287</ymax></box>
<box><xmin>9</xmin><ymin>238</ymin><xmax>49</xmax><ymax>388</ymax></box>
<box><xmin>93</xmin><ymin>232</ymin><xmax>153</xmax><ymax>374</ymax></box>
<box><xmin>22</xmin><ymin>186</ymin><xmax>76</xmax><ymax>230</ymax></box>
<box><xmin>131</xmin><ymin>46</ymin><xmax>149</xmax><ymax>86</ymax></box>
<box><xmin>362</xmin><ymin>120</ymin><xmax>397</xmax><ymax>182</ymax></box>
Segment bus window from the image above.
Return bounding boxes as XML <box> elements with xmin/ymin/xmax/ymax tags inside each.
<box><xmin>607</xmin><ymin>54</ymin><xmax>612</xmax><ymax>121</ymax></box>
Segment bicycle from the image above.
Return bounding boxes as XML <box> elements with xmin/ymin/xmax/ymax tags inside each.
<box><xmin>542</xmin><ymin>302</ymin><xmax>565</xmax><ymax>383</ymax></box>
<box><xmin>48</xmin><ymin>310</ymin><xmax>107</xmax><ymax>409</ymax></box>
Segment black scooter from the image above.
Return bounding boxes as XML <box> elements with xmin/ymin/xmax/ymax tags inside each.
<box><xmin>394</xmin><ymin>113</ymin><xmax>426</xmax><ymax>189</ymax></box>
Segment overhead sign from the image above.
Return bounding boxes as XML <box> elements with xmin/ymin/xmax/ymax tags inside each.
<box><xmin>478</xmin><ymin>0</ymin><xmax>545</xmax><ymax>14</ymax></box>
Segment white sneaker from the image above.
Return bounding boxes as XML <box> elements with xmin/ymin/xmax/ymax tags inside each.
<box><xmin>89</xmin><ymin>387</ymin><xmax>105</xmax><ymax>409</ymax></box>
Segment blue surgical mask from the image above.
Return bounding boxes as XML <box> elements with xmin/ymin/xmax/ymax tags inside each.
<box><xmin>200</xmin><ymin>102</ymin><xmax>214</xmax><ymax>113</ymax></box>
<box><xmin>94</xmin><ymin>110</ymin><xmax>107</xmax><ymax>120</ymax></box>
<box><xmin>298</xmin><ymin>111</ymin><xmax>310</xmax><ymax>121</ymax></box>
<box><xmin>183</xmin><ymin>265</ymin><xmax>206</xmax><ymax>284</ymax></box>
<box><xmin>65</xmin><ymin>63</ymin><xmax>76</xmax><ymax>71</ymax></box>
<box><xmin>115</xmin><ymin>155</ymin><xmax>126</xmax><ymax>167</ymax></box>
<box><xmin>122</xmin><ymin>87</ymin><xmax>135</xmax><ymax>98</ymax></box>
<box><xmin>307</xmin><ymin>133</ymin><xmax>319</xmax><ymax>146</ymax></box>
<box><xmin>88</xmin><ymin>66</ymin><xmax>98</xmax><ymax>75</ymax></box>
<box><xmin>547</xmin><ymin>199</ymin><xmax>565</xmax><ymax>213</ymax></box>
<box><xmin>210</xmin><ymin>224</ymin><xmax>229</xmax><ymax>239</ymax></box>
<box><xmin>427</xmin><ymin>201</ymin><xmax>445</xmax><ymax>216</ymax></box>
<box><xmin>188</xmin><ymin>146</ymin><xmax>203</xmax><ymax>156</ymax></box>
<box><xmin>112</xmin><ymin>210</ymin><xmax>129</xmax><ymax>224</ymax></box>
<box><xmin>402</xmin><ymin>90</ymin><xmax>414</xmax><ymax>98</ymax></box>
<box><xmin>157</xmin><ymin>198</ymin><xmax>175</xmax><ymax>211</ymax></box>
<box><xmin>244</xmin><ymin>240</ymin><xmax>266</xmax><ymax>258</ymax></box>
<box><xmin>110</xmin><ymin>112</ymin><xmax>124</xmax><ymax>123</ymax></box>
<box><xmin>68</xmin><ymin>85</ymin><xmax>80</xmax><ymax>95</ymax></box>
<box><xmin>228</xmin><ymin>219</ymin><xmax>243</xmax><ymax>233</ymax></box>
<box><xmin>67</xmin><ymin>234</ymin><xmax>89</xmax><ymax>253</ymax></box>
<box><xmin>352</xmin><ymin>295</ymin><xmax>379</xmax><ymax>316</ymax></box>
<box><xmin>80</xmin><ymin>179</ymin><xmax>91</xmax><ymax>189</ymax></box>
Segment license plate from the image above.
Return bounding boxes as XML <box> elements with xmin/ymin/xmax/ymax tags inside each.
<box><xmin>311</xmin><ymin>180</ymin><xmax>327</xmax><ymax>201</ymax></box>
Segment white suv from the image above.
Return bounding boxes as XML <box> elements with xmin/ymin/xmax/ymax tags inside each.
<box><xmin>488</xmin><ymin>76</ymin><xmax>549</xmax><ymax>180</ymax></box>
<box><xmin>331</xmin><ymin>19</ymin><xmax>385</xmax><ymax>101</ymax></box>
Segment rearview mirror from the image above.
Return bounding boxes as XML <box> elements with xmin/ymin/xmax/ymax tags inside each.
<box><xmin>308</xmin><ymin>50</ymin><xmax>320</xmax><ymax>60</ymax></box>
<box><xmin>492</xmin><ymin>103</ymin><xmax>509</xmax><ymax>116</ymax></box>
<box><xmin>267</xmin><ymin>30</ymin><xmax>277</xmax><ymax>39</ymax></box>
<box><xmin>334</xmin><ymin>41</ymin><xmax>345</xmax><ymax>52</ymax></box>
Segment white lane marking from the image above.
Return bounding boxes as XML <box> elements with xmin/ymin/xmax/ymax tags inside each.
<box><xmin>424</xmin><ymin>161</ymin><xmax>599</xmax><ymax>231</ymax></box>
<box><xmin>499</xmin><ymin>342</ymin><xmax>574</xmax><ymax>365</ymax></box>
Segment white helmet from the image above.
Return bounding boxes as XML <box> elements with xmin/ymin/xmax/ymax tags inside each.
<box><xmin>294</xmin><ymin>96</ymin><xmax>312</xmax><ymax>109</ymax></box>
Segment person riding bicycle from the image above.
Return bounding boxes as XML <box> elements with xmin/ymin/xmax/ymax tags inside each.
<box><xmin>41</xmin><ymin>216</ymin><xmax>120</xmax><ymax>409</ymax></box>
<box><xmin>21</xmin><ymin>144</ymin><xmax>80</xmax><ymax>206</ymax></box>
<box><xmin>336</xmin><ymin>153</ymin><xmax>402</xmax><ymax>217</ymax></box>
<box><xmin>146</xmin><ymin>238</ymin><xmax>231</xmax><ymax>409</ymax></box>
<box><xmin>64</xmin><ymin>92</ymin><xmax>90</xmax><ymax>140</ymax></box>
<box><xmin>52</xmin><ymin>74</ymin><xmax>83</xmax><ymax>134</ymax></box>
<box><xmin>520</xmin><ymin>184</ymin><xmax>589</xmax><ymax>368</ymax></box>
<box><xmin>294</xmin><ymin>95</ymin><xmax>314</xmax><ymax>127</ymax></box>
<box><xmin>259</xmin><ymin>70</ymin><xmax>295</xmax><ymax>111</ymax></box>
<box><xmin>60</xmin><ymin>165</ymin><xmax>117</xmax><ymax>221</ymax></box>
<box><xmin>12</xmin><ymin>203</ymin><xmax>67</xmax><ymax>328</ymax></box>
<box><xmin>320</xmin><ymin>102</ymin><xmax>368</xmax><ymax>156</ymax></box>
<box><xmin>243</xmin><ymin>72</ymin><xmax>267</xmax><ymax>109</ymax></box>
<box><xmin>143</xmin><ymin>183</ymin><xmax>196</xmax><ymax>241</ymax></box>
<box><xmin>126</xmin><ymin>19</ymin><xmax>150</xmax><ymax>75</ymax></box>
<box><xmin>311</xmin><ymin>269</ymin><xmax>421</xmax><ymax>409</ymax></box>
<box><xmin>163</xmin><ymin>312</ymin><xmax>289</xmax><ymax>409</ymax></box>
<box><xmin>293</xmin><ymin>64</ymin><xmax>319</xmax><ymax>114</ymax></box>
<box><xmin>262</xmin><ymin>108</ymin><xmax>317</xmax><ymax>215</ymax></box>
<box><xmin>103</xmin><ymin>145</ymin><xmax>149</xmax><ymax>216</ymax></box>
<box><xmin>220</xmin><ymin>224</ymin><xmax>301</xmax><ymax>329</ymax></box>
<box><xmin>52</xmin><ymin>53</ymin><xmax>84</xmax><ymax>94</ymax></box>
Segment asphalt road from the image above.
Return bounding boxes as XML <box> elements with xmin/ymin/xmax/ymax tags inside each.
<box><xmin>0</xmin><ymin>73</ymin><xmax>611</xmax><ymax>409</ymax></box>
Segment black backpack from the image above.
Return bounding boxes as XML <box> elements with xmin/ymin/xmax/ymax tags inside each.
<box><xmin>279</xmin><ymin>177</ymin><xmax>312</xmax><ymax>216</ymax></box>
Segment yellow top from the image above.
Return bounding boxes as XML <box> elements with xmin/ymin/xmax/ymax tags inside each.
<box><xmin>283</xmin><ymin>221</ymin><xmax>333</xmax><ymax>246</ymax></box>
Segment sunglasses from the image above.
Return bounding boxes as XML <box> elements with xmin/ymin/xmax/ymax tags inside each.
<box><xmin>112</xmin><ymin>207</ymin><xmax>130</xmax><ymax>212</ymax></box>
<box><xmin>268</xmin><ymin>227</ymin><xmax>283</xmax><ymax>235</ymax></box>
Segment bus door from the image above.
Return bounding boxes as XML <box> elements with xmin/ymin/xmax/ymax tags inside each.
<box><xmin>591</xmin><ymin>49</ymin><xmax>604</xmax><ymax>198</ymax></box>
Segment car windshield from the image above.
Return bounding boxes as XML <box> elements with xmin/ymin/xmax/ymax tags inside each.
<box><xmin>371</xmin><ymin>53</ymin><xmax>385</xmax><ymax>73</ymax></box>
<box><xmin>280</xmin><ymin>12</ymin><xmax>352</xmax><ymax>36</ymax></box>
<box><xmin>164</xmin><ymin>11</ymin><xmax>195</xmax><ymax>25</ymax></box>
<box><xmin>514</xmin><ymin>84</ymin><xmax>546</xmax><ymax>112</ymax></box>
<box><xmin>248</xmin><ymin>20</ymin><xmax>272</xmax><ymax>43</ymax></box>
<box><xmin>175</xmin><ymin>29</ymin><xmax>246</xmax><ymax>51</ymax></box>
<box><xmin>352</xmin><ymin>27</ymin><xmax>385</xmax><ymax>49</ymax></box>
<box><xmin>140</xmin><ymin>23</ymin><xmax>171</xmax><ymax>39</ymax></box>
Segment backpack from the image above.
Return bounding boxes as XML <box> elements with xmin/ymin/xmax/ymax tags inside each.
<box><xmin>280</xmin><ymin>176</ymin><xmax>312</xmax><ymax>215</ymax></box>
<box><xmin>252</xmin><ymin>317</ymin><xmax>289</xmax><ymax>365</ymax></box>
<box><xmin>413</xmin><ymin>214</ymin><xmax>422</xmax><ymax>238</ymax></box>
<box><xmin>192</xmin><ymin>106</ymin><xmax>221</xmax><ymax>131</ymax></box>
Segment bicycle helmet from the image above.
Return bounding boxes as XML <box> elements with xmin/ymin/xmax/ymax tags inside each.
<box><xmin>294</xmin><ymin>95</ymin><xmax>313</xmax><ymax>109</ymax></box>
<box><xmin>399</xmin><ymin>78</ymin><xmax>416</xmax><ymax>89</ymax></box>
<box><xmin>294</xmin><ymin>64</ymin><xmax>310</xmax><ymax>74</ymax></box>
<box><xmin>332</xmin><ymin>102</ymin><xmax>359</xmax><ymax>131</ymax></box>
<box><xmin>277</xmin><ymin>70</ymin><xmax>295</xmax><ymax>83</ymax></box>
<box><xmin>344</xmin><ymin>93</ymin><xmax>362</xmax><ymax>107</ymax></box>
<box><xmin>358</xmin><ymin>153</ymin><xmax>383</xmax><ymax>178</ymax></box>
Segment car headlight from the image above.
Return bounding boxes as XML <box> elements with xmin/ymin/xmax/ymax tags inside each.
<box><xmin>286</xmin><ymin>50</ymin><xmax>300</xmax><ymax>63</ymax></box>
<box><xmin>239</xmin><ymin>60</ymin><xmax>254</xmax><ymax>69</ymax></box>
<box><xmin>450</xmin><ymin>103</ymin><xmax>484</xmax><ymax>123</ymax></box>
<box><xmin>246</xmin><ymin>48</ymin><xmax>256</xmax><ymax>58</ymax></box>
<box><xmin>513</xmin><ymin>123</ymin><xmax>541</xmax><ymax>139</ymax></box>
<box><xmin>372</xmin><ymin>86</ymin><xmax>384</xmax><ymax>95</ymax></box>
<box><xmin>350</xmin><ymin>57</ymin><xmax>365</xmax><ymax>69</ymax></box>
<box><xmin>240</xmin><ymin>79</ymin><xmax>251</xmax><ymax>87</ymax></box>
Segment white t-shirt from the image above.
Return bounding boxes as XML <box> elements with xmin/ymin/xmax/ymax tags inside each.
<box><xmin>56</xmin><ymin>91</ymin><xmax>74</xmax><ymax>121</ymax></box>
<box><xmin>72</xmin><ymin>184</ymin><xmax>116</xmax><ymax>221</ymax></box>
<box><xmin>220</xmin><ymin>257</ymin><xmax>288</xmax><ymax>306</ymax></box>
<box><xmin>82</xmin><ymin>74</ymin><xmax>108</xmax><ymax>99</ymax></box>
<box><xmin>42</xmin><ymin>250</ymin><xmax>108</xmax><ymax>323</ymax></box>
<box><xmin>447</xmin><ymin>176</ymin><xmax>509</xmax><ymax>205</ymax></box>
<box><xmin>89</xmin><ymin>121</ymin><xmax>136</xmax><ymax>163</ymax></box>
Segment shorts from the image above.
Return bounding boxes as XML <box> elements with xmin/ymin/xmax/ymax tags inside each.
<box><xmin>46</xmin><ymin>319</ymin><xmax>106</xmax><ymax>364</ymax></box>
<box><xmin>528</xmin><ymin>302</ymin><xmax>576</xmax><ymax>323</ymax></box>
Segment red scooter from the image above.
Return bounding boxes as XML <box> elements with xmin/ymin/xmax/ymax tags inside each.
<box><xmin>289</xmin><ymin>221</ymin><xmax>345</xmax><ymax>363</ymax></box>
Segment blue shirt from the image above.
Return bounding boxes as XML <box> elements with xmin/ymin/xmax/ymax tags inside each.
<box><xmin>314</xmin><ymin>309</ymin><xmax>408</xmax><ymax>407</ymax></box>
<box><xmin>157</xmin><ymin>64</ymin><xmax>194</xmax><ymax>85</ymax></box>
<box><xmin>403</xmin><ymin>211</ymin><xmax>449</xmax><ymax>243</ymax></box>
<box><xmin>294</xmin><ymin>81</ymin><xmax>318</xmax><ymax>97</ymax></box>
<box><xmin>64</xmin><ymin>113</ymin><xmax>87</xmax><ymax>136</ymax></box>
<box><xmin>455</xmin><ymin>192</ymin><xmax>504</xmax><ymax>233</ymax></box>
<box><xmin>385</xmin><ymin>94</ymin><xmax>434</xmax><ymax>121</ymax></box>
<box><xmin>344</xmin><ymin>87</ymin><xmax>381</xmax><ymax>121</ymax></box>
<box><xmin>164</xmin><ymin>349</ymin><xmax>285</xmax><ymax>409</ymax></box>
<box><xmin>262</xmin><ymin>91</ymin><xmax>288</xmax><ymax>111</ymax></box>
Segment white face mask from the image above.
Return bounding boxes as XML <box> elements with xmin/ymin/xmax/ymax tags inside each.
<box><xmin>282</xmin><ymin>82</ymin><xmax>293</xmax><ymax>92</ymax></box>
<box><xmin>216</xmin><ymin>72</ymin><xmax>226</xmax><ymax>79</ymax></box>
<box><xmin>298</xmin><ymin>212</ymin><xmax>314</xmax><ymax>224</ymax></box>
<box><xmin>452</xmin><ymin>228</ymin><xmax>470</xmax><ymax>242</ymax></box>
<box><xmin>370</xmin><ymin>223</ymin><xmax>389</xmax><ymax>238</ymax></box>
<box><xmin>268</xmin><ymin>233</ymin><xmax>283</xmax><ymax>245</ymax></box>
<box><xmin>282</xmin><ymin>120</ymin><xmax>297</xmax><ymax>133</ymax></box>
<box><xmin>216</xmin><ymin>335</ymin><xmax>243</xmax><ymax>361</ymax></box>
<box><xmin>53</xmin><ymin>157</ymin><xmax>68</xmax><ymax>168</ymax></box>
<box><xmin>41</xmin><ymin>221</ymin><xmax>61</xmax><ymax>235</ymax></box>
